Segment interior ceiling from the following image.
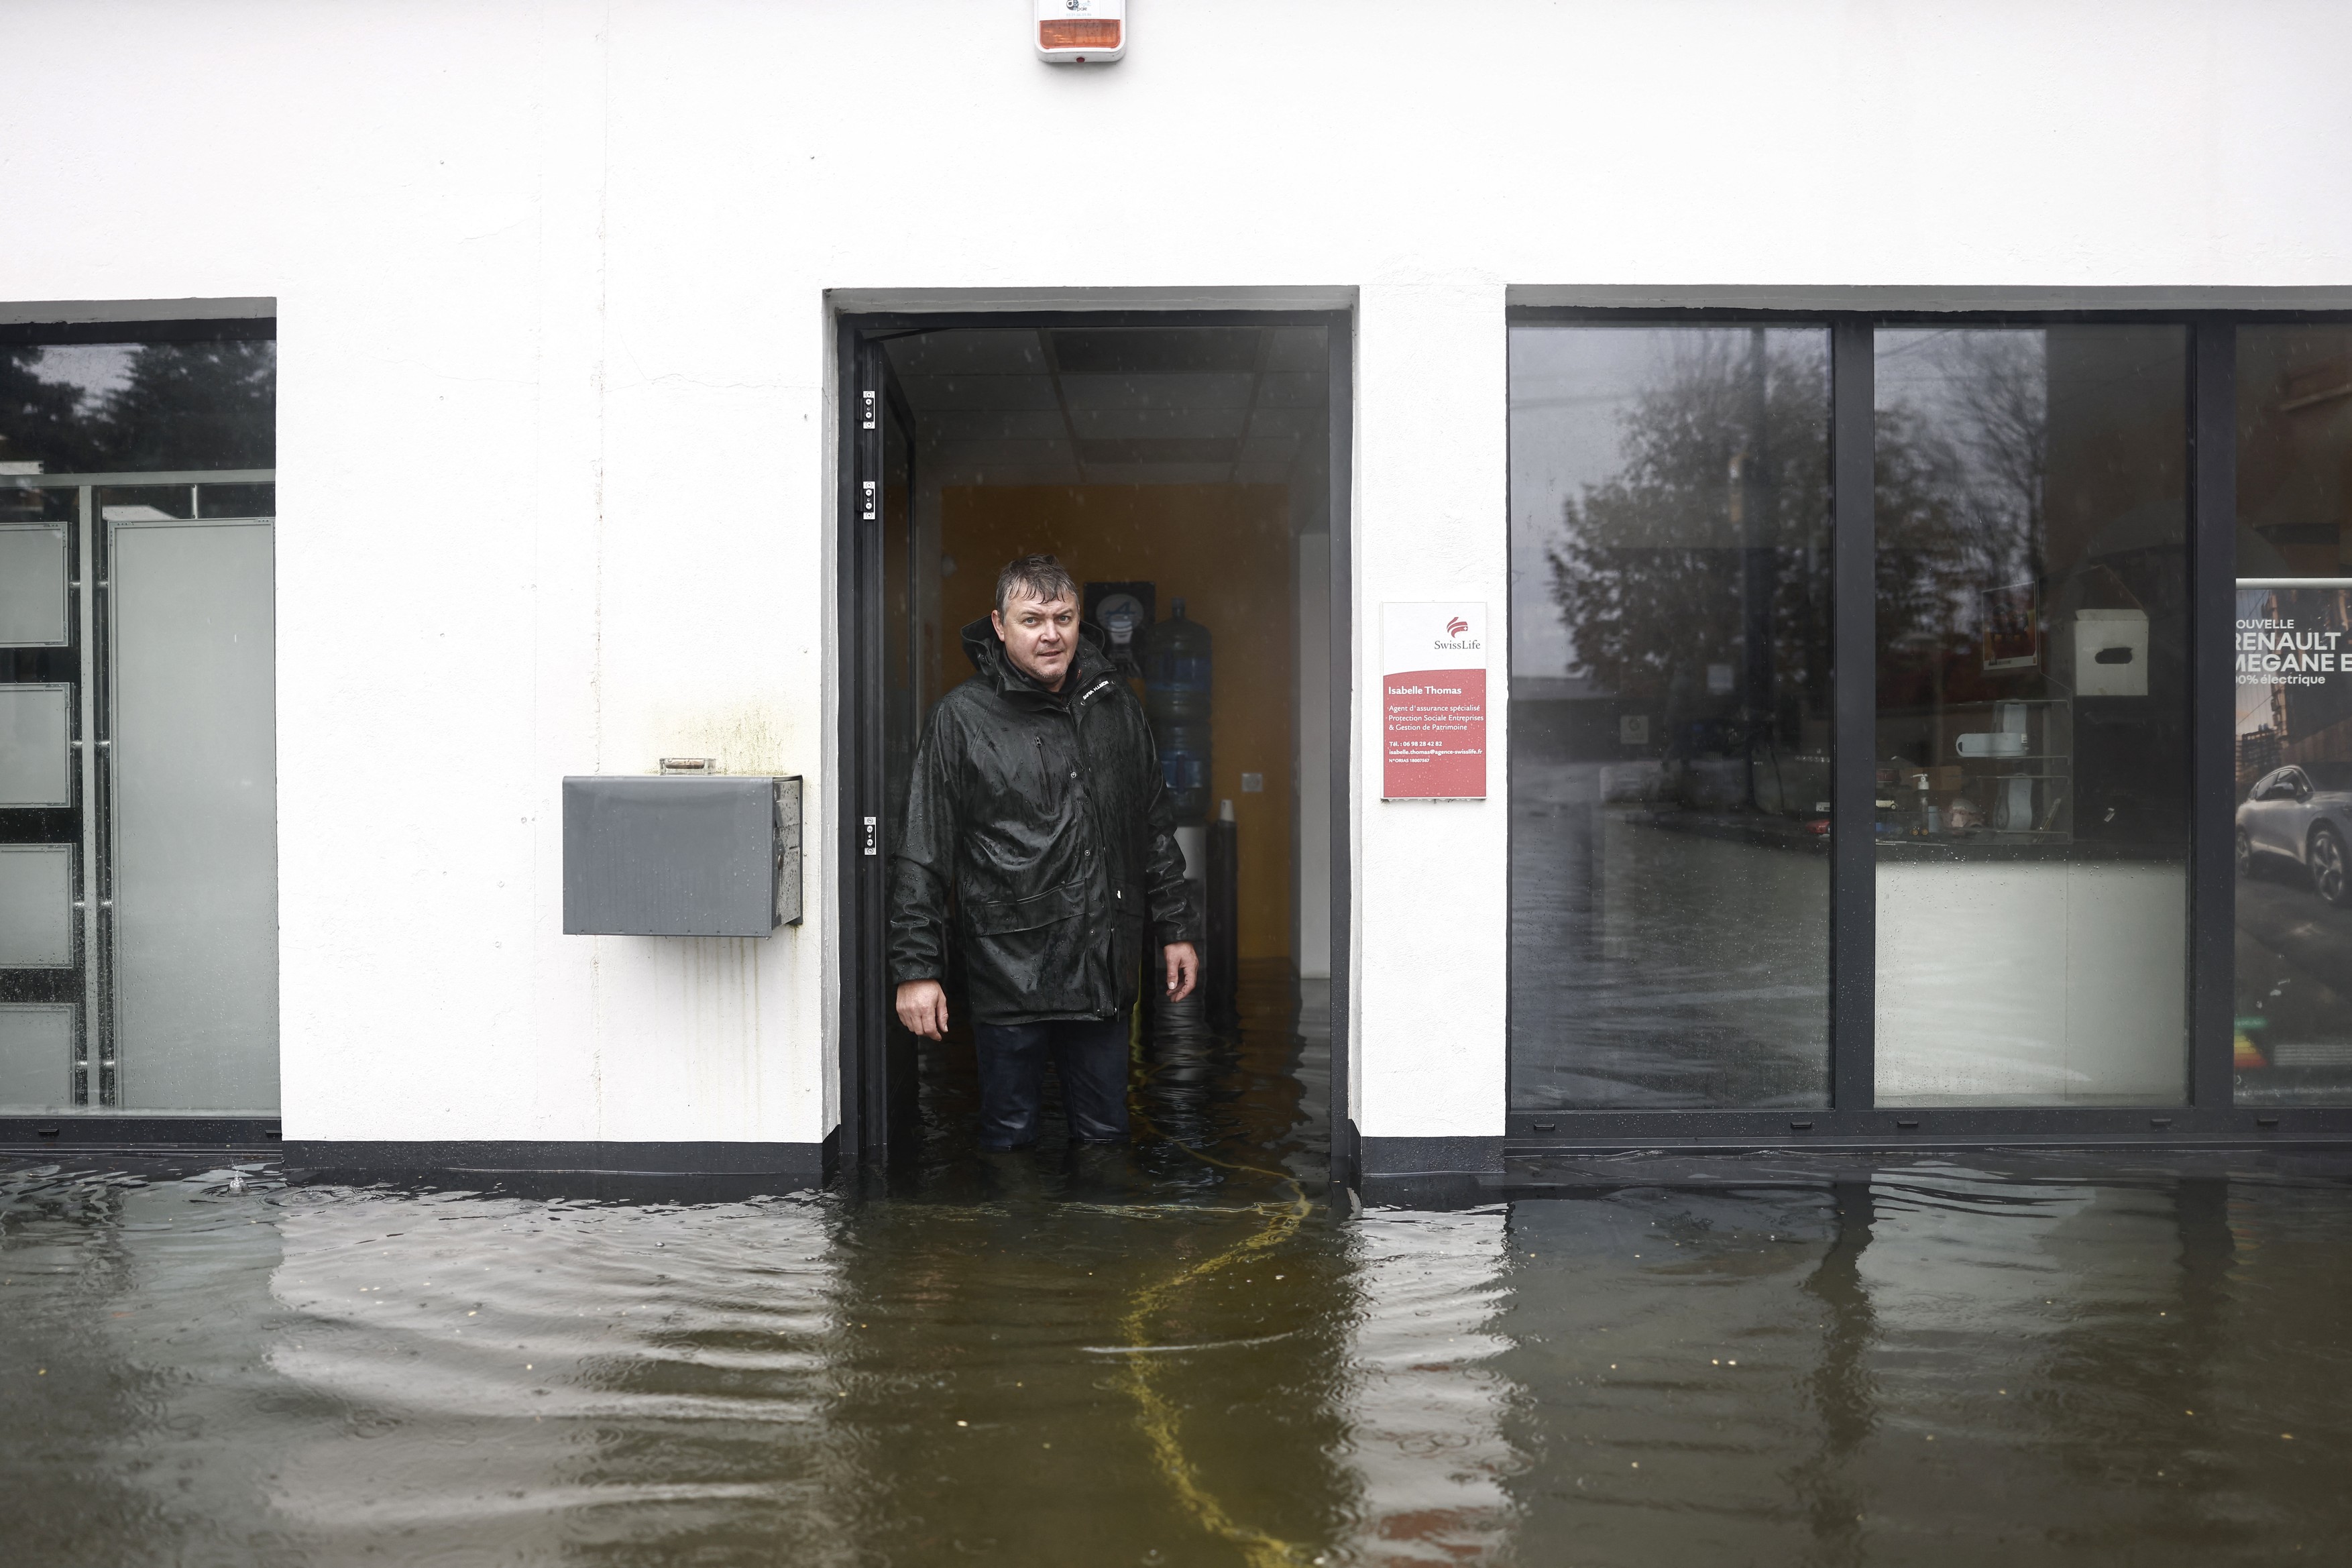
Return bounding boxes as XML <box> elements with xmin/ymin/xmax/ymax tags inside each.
<box><xmin>882</xmin><ymin>325</ymin><xmax>1329</xmax><ymax>488</ymax></box>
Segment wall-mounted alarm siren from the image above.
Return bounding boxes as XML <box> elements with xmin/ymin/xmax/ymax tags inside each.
<box><xmin>1035</xmin><ymin>0</ymin><xmax>1125</xmax><ymax>64</ymax></box>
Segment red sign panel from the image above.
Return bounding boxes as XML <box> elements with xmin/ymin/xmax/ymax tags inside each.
<box><xmin>1383</xmin><ymin>603</ymin><xmax>1487</xmax><ymax>799</ymax></box>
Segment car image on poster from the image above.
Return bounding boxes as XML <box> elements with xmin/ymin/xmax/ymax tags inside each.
<box><xmin>2235</xmin><ymin>579</ymin><xmax>2352</xmax><ymax>1101</ymax></box>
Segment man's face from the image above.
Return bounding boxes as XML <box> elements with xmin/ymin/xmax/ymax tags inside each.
<box><xmin>993</xmin><ymin>592</ymin><xmax>1079</xmax><ymax>689</ymax></box>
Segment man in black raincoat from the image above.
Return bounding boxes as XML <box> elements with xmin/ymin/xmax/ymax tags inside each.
<box><xmin>888</xmin><ymin>554</ymin><xmax>1200</xmax><ymax>1150</ymax></box>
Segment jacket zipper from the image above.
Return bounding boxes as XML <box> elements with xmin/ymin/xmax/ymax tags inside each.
<box><xmin>1063</xmin><ymin>683</ymin><xmax>1115</xmax><ymax>895</ymax></box>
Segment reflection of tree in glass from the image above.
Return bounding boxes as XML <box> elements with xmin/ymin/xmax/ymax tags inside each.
<box><xmin>1543</xmin><ymin>333</ymin><xmax>1828</xmax><ymax>750</ymax></box>
<box><xmin>0</xmin><ymin>339</ymin><xmax>273</xmax><ymax>473</ymax></box>
<box><xmin>1872</xmin><ymin>400</ymin><xmax>1974</xmax><ymax>661</ymax></box>
<box><xmin>1875</xmin><ymin>332</ymin><xmax>2048</xmax><ymax>697</ymax></box>
<box><xmin>99</xmin><ymin>341</ymin><xmax>275</xmax><ymax>470</ymax></box>
<box><xmin>0</xmin><ymin>348</ymin><xmax>105</xmax><ymax>472</ymax></box>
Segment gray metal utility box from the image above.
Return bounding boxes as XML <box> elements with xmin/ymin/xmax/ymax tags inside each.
<box><xmin>562</xmin><ymin>775</ymin><xmax>803</xmax><ymax>936</ymax></box>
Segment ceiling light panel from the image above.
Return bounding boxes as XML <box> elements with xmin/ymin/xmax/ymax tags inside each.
<box><xmin>883</xmin><ymin>331</ymin><xmax>1047</xmax><ymax>377</ymax></box>
<box><xmin>1068</xmin><ymin>406</ymin><xmax>1250</xmax><ymax>441</ymax></box>
<box><xmin>1239</xmin><ymin>436</ymin><xmax>1304</xmax><ymax>464</ymax></box>
<box><xmin>1056</xmin><ymin>372</ymin><xmax>1257</xmax><ymax>411</ymax></box>
<box><xmin>1048</xmin><ymin>327</ymin><xmax>1257</xmax><ymax>375</ymax></box>
<box><xmin>1243</xmin><ymin>406</ymin><xmax>1321</xmax><ymax>441</ymax></box>
<box><xmin>917</xmin><ymin>409</ymin><xmax>1070</xmax><ymax>441</ymax></box>
<box><xmin>1252</xmin><ymin>373</ymin><xmax>1329</xmax><ymax>408</ymax></box>
<box><xmin>1262</xmin><ymin>328</ymin><xmax>1330</xmax><ymax>373</ymax></box>
<box><xmin>895</xmin><ymin>374</ymin><xmax>1063</xmax><ymax>411</ymax></box>
<box><xmin>1074</xmin><ymin>436</ymin><xmax>1241</xmax><ymax>465</ymax></box>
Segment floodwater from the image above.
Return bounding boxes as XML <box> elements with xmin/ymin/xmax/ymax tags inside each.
<box><xmin>9</xmin><ymin>985</ymin><xmax>2352</xmax><ymax>1565</ymax></box>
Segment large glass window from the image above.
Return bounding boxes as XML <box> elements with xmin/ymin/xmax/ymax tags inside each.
<box><xmin>1872</xmin><ymin>327</ymin><xmax>2192</xmax><ymax>1105</ymax></box>
<box><xmin>1512</xmin><ymin>313</ymin><xmax>2352</xmax><ymax>1132</ymax></box>
<box><xmin>0</xmin><ymin>339</ymin><xmax>274</xmax><ymax>473</ymax></box>
<box><xmin>1</xmin><ymin>329</ymin><xmax>277</xmax><ymax>1115</ymax></box>
<box><xmin>2233</xmin><ymin>325</ymin><xmax>2352</xmax><ymax>1106</ymax></box>
<box><xmin>1510</xmin><ymin>325</ymin><xmax>1832</xmax><ymax>1109</ymax></box>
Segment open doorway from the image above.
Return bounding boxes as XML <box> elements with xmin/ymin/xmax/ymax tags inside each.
<box><xmin>837</xmin><ymin>313</ymin><xmax>1350</xmax><ymax>1186</ymax></box>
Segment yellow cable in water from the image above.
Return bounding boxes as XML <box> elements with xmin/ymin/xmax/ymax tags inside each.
<box><xmin>1119</xmin><ymin>1079</ymin><xmax>1316</xmax><ymax>1567</ymax></box>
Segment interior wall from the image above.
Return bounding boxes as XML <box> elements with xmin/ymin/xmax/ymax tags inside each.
<box><xmin>1294</xmin><ymin>535</ymin><xmax>1332</xmax><ymax>979</ymax></box>
<box><xmin>1293</xmin><ymin>408</ymin><xmax>1335</xmax><ymax>981</ymax></box>
<box><xmin>939</xmin><ymin>484</ymin><xmax>1296</xmax><ymax>965</ymax></box>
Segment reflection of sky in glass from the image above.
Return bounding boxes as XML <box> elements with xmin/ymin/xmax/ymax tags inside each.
<box><xmin>1872</xmin><ymin>325</ymin><xmax>2035</xmax><ymax>411</ymax></box>
<box><xmin>34</xmin><ymin>343</ymin><xmax>136</xmax><ymax>400</ymax></box>
<box><xmin>1508</xmin><ymin>327</ymin><xmax>1667</xmax><ymax>680</ymax></box>
<box><xmin>1510</xmin><ymin>325</ymin><xmax>1828</xmax><ymax>684</ymax></box>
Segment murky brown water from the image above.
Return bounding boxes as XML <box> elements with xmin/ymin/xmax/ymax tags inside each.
<box><xmin>8</xmin><ymin>987</ymin><xmax>2352</xmax><ymax>1565</ymax></box>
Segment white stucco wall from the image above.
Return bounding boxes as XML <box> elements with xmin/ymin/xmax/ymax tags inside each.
<box><xmin>4</xmin><ymin>1</ymin><xmax>2348</xmax><ymax>1150</ymax></box>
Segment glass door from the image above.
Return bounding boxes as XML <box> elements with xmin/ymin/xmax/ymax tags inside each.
<box><xmin>1508</xmin><ymin>324</ymin><xmax>1834</xmax><ymax>1111</ymax></box>
<box><xmin>1870</xmin><ymin>326</ymin><xmax>2192</xmax><ymax>1106</ymax></box>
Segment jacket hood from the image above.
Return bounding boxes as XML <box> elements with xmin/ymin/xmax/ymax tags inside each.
<box><xmin>959</xmin><ymin>615</ymin><xmax>1111</xmax><ymax>696</ymax></box>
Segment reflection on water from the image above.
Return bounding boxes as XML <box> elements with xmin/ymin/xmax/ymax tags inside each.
<box><xmin>1510</xmin><ymin>743</ymin><xmax>1831</xmax><ymax>1108</ymax></box>
<box><xmin>10</xmin><ymin>1003</ymin><xmax>2352</xmax><ymax>1564</ymax></box>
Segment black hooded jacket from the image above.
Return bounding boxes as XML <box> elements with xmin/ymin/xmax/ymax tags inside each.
<box><xmin>887</xmin><ymin>617</ymin><xmax>1200</xmax><ymax>1025</ymax></box>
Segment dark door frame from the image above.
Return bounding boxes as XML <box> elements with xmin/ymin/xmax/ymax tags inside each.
<box><xmin>1505</xmin><ymin>306</ymin><xmax>2352</xmax><ymax>1152</ymax></box>
<box><xmin>832</xmin><ymin>307</ymin><xmax>1357</xmax><ymax>1186</ymax></box>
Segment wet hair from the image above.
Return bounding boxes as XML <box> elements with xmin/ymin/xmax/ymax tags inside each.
<box><xmin>995</xmin><ymin>553</ymin><xmax>1078</xmax><ymax>615</ymax></box>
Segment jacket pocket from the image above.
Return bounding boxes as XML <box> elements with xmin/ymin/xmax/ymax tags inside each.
<box><xmin>964</xmin><ymin>877</ymin><xmax>1087</xmax><ymax>936</ymax></box>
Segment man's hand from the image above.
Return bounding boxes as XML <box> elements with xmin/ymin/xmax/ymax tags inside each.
<box><xmin>1163</xmin><ymin>942</ymin><xmax>1199</xmax><ymax>1003</ymax></box>
<box><xmin>896</xmin><ymin>979</ymin><xmax>950</xmax><ymax>1040</ymax></box>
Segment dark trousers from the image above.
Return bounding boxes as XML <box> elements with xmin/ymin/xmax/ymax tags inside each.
<box><xmin>970</xmin><ymin>1013</ymin><xmax>1132</xmax><ymax>1150</ymax></box>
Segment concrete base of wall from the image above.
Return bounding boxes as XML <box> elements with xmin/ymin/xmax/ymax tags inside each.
<box><xmin>280</xmin><ymin>1133</ymin><xmax>836</xmax><ymax>1199</ymax></box>
<box><xmin>1357</xmin><ymin>1133</ymin><xmax>1505</xmax><ymax>1208</ymax></box>
<box><xmin>0</xmin><ymin>1115</ymin><xmax>281</xmax><ymax>1157</ymax></box>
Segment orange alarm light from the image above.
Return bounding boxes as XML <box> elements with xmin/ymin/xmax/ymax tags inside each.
<box><xmin>1039</xmin><ymin>19</ymin><xmax>1121</xmax><ymax>50</ymax></box>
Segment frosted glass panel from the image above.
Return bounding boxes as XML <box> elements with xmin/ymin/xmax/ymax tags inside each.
<box><xmin>110</xmin><ymin>518</ymin><xmax>278</xmax><ymax>1112</ymax></box>
<box><xmin>1877</xmin><ymin>862</ymin><xmax>2186</xmax><ymax>1104</ymax></box>
<box><xmin>0</xmin><ymin>844</ymin><xmax>74</xmax><ymax>968</ymax></box>
<box><xmin>0</xmin><ymin>684</ymin><xmax>73</xmax><ymax>807</ymax></box>
<box><xmin>0</xmin><ymin>1004</ymin><xmax>74</xmax><ymax>1109</ymax></box>
<box><xmin>0</xmin><ymin>524</ymin><xmax>69</xmax><ymax>646</ymax></box>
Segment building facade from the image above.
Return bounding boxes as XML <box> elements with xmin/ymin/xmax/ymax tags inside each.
<box><xmin>3</xmin><ymin>2</ymin><xmax>2350</xmax><ymax>1196</ymax></box>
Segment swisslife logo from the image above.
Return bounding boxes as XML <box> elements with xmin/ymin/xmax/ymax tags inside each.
<box><xmin>1435</xmin><ymin>611</ymin><xmax>1481</xmax><ymax>651</ymax></box>
<box><xmin>1384</xmin><ymin>602</ymin><xmax>1488</xmax><ymax>671</ymax></box>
